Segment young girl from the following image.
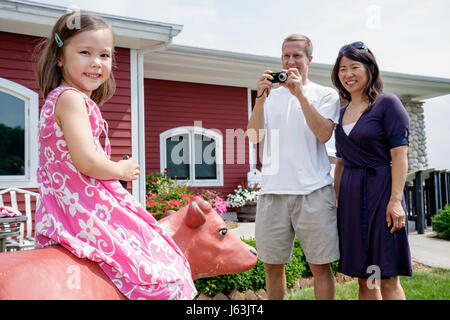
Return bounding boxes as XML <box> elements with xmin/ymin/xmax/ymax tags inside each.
<box><xmin>34</xmin><ymin>12</ymin><xmax>197</xmax><ymax>300</ymax></box>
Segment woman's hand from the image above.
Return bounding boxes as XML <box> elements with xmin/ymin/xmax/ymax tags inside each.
<box><xmin>118</xmin><ymin>157</ymin><xmax>140</xmax><ymax>181</ymax></box>
<box><xmin>387</xmin><ymin>145</ymin><xmax>408</xmax><ymax>234</ymax></box>
<box><xmin>386</xmin><ymin>199</ymin><xmax>406</xmax><ymax>233</ymax></box>
<box><xmin>334</xmin><ymin>157</ymin><xmax>344</xmax><ymax>206</ymax></box>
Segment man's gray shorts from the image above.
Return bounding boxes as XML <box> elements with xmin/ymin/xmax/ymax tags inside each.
<box><xmin>255</xmin><ymin>184</ymin><xmax>340</xmax><ymax>265</ymax></box>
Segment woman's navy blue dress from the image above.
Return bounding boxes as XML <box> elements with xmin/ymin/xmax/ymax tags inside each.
<box><xmin>335</xmin><ymin>93</ymin><xmax>413</xmax><ymax>279</ymax></box>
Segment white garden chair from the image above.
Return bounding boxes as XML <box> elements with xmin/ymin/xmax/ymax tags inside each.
<box><xmin>0</xmin><ymin>188</ymin><xmax>40</xmax><ymax>251</ymax></box>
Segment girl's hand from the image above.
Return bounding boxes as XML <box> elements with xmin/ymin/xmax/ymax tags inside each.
<box><xmin>118</xmin><ymin>157</ymin><xmax>140</xmax><ymax>181</ymax></box>
<box><xmin>386</xmin><ymin>199</ymin><xmax>406</xmax><ymax>233</ymax></box>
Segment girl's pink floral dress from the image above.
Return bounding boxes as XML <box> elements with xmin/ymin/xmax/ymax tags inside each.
<box><xmin>35</xmin><ymin>86</ymin><xmax>197</xmax><ymax>300</ymax></box>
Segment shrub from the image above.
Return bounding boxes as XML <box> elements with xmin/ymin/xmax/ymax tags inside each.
<box><xmin>146</xmin><ymin>171</ymin><xmax>196</xmax><ymax>220</ymax></box>
<box><xmin>198</xmin><ymin>189</ymin><xmax>229</xmax><ymax>215</ymax></box>
<box><xmin>146</xmin><ymin>171</ymin><xmax>229</xmax><ymax>219</ymax></box>
<box><xmin>147</xmin><ymin>192</ymin><xmax>196</xmax><ymax>220</ymax></box>
<box><xmin>146</xmin><ymin>170</ymin><xmax>195</xmax><ymax>195</ymax></box>
<box><xmin>432</xmin><ymin>204</ymin><xmax>450</xmax><ymax>240</ymax></box>
<box><xmin>194</xmin><ymin>237</ymin><xmax>340</xmax><ymax>297</ymax></box>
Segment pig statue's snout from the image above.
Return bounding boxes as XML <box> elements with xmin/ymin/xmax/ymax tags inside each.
<box><xmin>250</xmin><ymin>248</ymin><xmax>257</xmax><ymax>257</ymax></box>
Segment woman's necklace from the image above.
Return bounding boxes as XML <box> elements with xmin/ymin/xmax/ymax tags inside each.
<box><xmin>343</xmin><ymin>101</ymin><xmax>368</xmax><ymax>125</ymax></box>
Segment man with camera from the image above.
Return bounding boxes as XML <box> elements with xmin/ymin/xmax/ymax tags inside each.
<box><xmin>247</xmin><ymin>34</ymin><xmax>341</xmax><ymax>300</ymax></box>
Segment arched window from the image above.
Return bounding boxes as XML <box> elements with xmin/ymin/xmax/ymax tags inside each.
<box><xmin>160</xmin><ymin>126</ymin><xmax>223</xmax><ymax>187</ymax></box>
<box><xmin>0</xmin><ymin>78</ymin><xmax>38</xmax><ymax>188</ymax></box>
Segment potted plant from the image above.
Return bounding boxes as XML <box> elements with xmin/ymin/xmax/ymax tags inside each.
<box><xmin>226</xmin><ymin>181</ymin><xmax>260</xmax><ymax>222</ymax></box>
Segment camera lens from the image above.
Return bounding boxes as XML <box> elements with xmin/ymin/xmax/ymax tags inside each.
<box><xmin>279</xmin><ymin>72</ymin><xmax>288</xmax><ymax>82</ymax></box>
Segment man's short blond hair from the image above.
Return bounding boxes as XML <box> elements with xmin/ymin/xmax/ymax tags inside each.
<box><xmin>282</xmin><ymin>34</ymin><xmax>313</xmax><ymax>57</ymax></box>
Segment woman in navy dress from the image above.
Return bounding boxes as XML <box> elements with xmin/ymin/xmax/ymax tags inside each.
<box><xmin>331</xmin><ymin>42</ymin><xmax>413</xmax><ymax>300</ymax></box>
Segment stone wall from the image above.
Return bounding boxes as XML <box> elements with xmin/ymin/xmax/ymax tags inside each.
<box><xmin>402</xmin><ymin>100</ymin><xmax>428</xmax><ymax>172</ymax></box>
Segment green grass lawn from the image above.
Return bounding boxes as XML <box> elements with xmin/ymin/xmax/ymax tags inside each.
<box><xmin>286</xmin><ymin>268</ymin><xmax>450</xmax><ymax>300</ymax></box>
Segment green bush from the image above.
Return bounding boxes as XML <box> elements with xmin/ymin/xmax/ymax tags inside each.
<box><xmin>432</xmin><ymin>204</ymin><xmax>450</xmax><ymax>240</ymax></box>
<box><xmin>145</xmin><ymin>171</ymin><xmax>229</xmax><ymax>220</ymax></box>
<box><xmin>146</xmin><ymin>171</ymin><xmax>196</xmax><ymax>220</ymax></box>
<box><xmin>146</xmin><ymin>171</ymin><xmax>195</xmax><ymax>196</ymax></box>
<box><xmin>194</xmin><ymin>237</ymin><xmax>339</xmax><ymax>297</ymax></box>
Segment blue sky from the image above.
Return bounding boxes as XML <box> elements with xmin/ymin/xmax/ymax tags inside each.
<box><xmin>38</xmin><ymin>0</ymin><xmax>450</xmax><ymax>169</ymax></box>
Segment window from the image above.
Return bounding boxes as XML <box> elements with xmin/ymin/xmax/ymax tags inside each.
<box><xmin>0</xmin><ymin>78</ymin><xmax>39</xmax><ymax>188</ymax></box>
<box><xmin>160</xmin><ymin>126</ymin><xmax>223</xmax><ymax>187</ymax></box>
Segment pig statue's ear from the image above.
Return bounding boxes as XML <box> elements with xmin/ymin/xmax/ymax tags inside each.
<box><xmin>161</xmin><ymin>210</ymin><xmax>177</xmax><ymax>219</ymax></box>
<box><xmin>186</xmin><ymin>200</ymin><xmax>206</xmax><ymax>228</ymax></box>
<box><xmin>196</xmin><ymin>196</ymin><xmax>212</xmax><ymax>214</ymax></box>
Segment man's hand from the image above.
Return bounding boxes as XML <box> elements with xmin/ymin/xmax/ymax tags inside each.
<box><xmin>280</xmin><ymin>68</ymin><xmax>304</xmax><ymax>98</ymax></box>
<box><xmin>256</xmin><ymin>70</ymin><xmax>275</xmax><ymax>100</ymax></box>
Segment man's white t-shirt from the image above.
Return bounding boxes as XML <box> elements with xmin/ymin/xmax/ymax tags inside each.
<box><xmin>260</xmin><ymin>82</ymin><xmax>340</xmax><ymax>195</ymax></box>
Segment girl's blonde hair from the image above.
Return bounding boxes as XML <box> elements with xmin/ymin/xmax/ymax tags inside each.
<box><xmin>36</xmin><ymin>12</ymin><xmax>116</xmax><ymax>106</ymax></box>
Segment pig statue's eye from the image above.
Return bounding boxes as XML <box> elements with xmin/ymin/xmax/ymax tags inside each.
<box><xmin>219</xmin><ymin>228</ymin><xmax>227</xmax><ymax>237</ymax></box>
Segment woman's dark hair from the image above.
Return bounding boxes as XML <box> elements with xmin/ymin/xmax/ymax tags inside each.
<box><xmin>331</xmin><ymin>43</ymin><xmax>383</xmax><ymax>111</ymax></box>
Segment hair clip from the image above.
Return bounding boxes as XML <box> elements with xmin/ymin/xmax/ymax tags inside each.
<box><xmin>54</xmin><ymin>33</ymin><xmax>63</xmax><ymax>48</ymax></box>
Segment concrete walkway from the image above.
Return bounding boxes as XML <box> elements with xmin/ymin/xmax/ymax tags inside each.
<box><xmin>225</xmin><ymin>212</ymin><xmax>450</xmax><ymax>270</ymax></box>
<box><xmin>408</xmin><ymin>229</ymin><xmax>450</xmax><ymax>269</ymax></box>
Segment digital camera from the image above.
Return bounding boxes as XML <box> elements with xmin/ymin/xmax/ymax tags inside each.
<box><xmin>270</xmin><ymin>71</ymin><xmax>288</xmax><ymax>83</ymax></box>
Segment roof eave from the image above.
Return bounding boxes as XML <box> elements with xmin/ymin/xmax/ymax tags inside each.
<box><xmin>0</xmin><ymin>0</ymin><xmax>182</xmax><ymax>48</ymax></box>
<box><xmin>144</xmin><ymin>44</ymin><xmax>450</xmax><ymax>101</ymax></box>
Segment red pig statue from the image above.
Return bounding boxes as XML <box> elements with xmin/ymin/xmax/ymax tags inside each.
<box><xmin>0</xmin><ymin>196</ymin><xmax>257</xmax><ymax>300</ymax></box>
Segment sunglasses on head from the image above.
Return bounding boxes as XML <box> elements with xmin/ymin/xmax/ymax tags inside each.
<box><xmin>339</xmin><ymin>41</ymin><xmax>369</xmax><ymax>54</ymax></box>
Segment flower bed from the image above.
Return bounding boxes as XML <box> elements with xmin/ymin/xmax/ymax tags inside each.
<box><xmin>145</xmin><ymin>171</ymin><xmax>228</xmax><ymax>220</ymax></box>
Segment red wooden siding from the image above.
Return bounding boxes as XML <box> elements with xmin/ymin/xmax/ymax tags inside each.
<box><xmin>0</xmin><ymin>31</ymin><xmax>43</xmax><ymax>105</ymax></box>
<box><xmin>144</xmin><ymin>79</ymin><xmax>250</xmax><ymax>197</ymax></box>
<box><xmin>0</xmin><ymin>31</ymin><xmax>132</xmax><ymax>230</ymax></box>
<box><xmin>101</xmin><ymin>48</ymin><xmax>132</xmax><ymax>162</ymax></box>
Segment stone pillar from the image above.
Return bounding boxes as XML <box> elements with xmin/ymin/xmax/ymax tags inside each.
<box><xmin>402</xmin><ymin>99</ymin><xmax>428</xmax><ymax>172</ymax></box>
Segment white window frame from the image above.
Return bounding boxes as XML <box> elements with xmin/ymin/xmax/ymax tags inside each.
<box><xmin>0</xmin><ymin>78</ymin><xmax>39</xmax><ymax>189</ymax></box>
<box><xmin>160</xmin><ymin>126</ymin><xmax>224</xmax><ymax>187</ymax></box>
